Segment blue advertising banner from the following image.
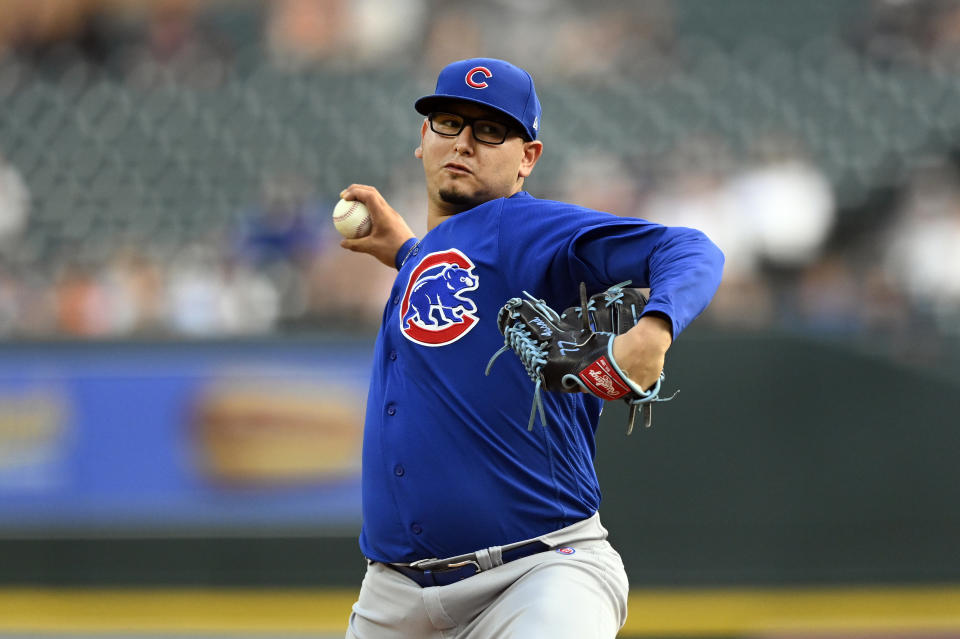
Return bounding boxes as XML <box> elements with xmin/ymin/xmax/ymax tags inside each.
<box><xmin>0</xmin><ymin>339</ymin><xmax>371</xmax><ymax>535</ymax></box>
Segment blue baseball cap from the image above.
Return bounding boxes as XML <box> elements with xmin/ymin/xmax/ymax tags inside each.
<box><xmin>415</xmin><ymin>58</ymin><xmax>541</xmax><ymax>141</ymax></box>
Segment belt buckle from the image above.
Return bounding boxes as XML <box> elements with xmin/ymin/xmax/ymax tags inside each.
<box><xmin>406</xmin><ymin>558</ymin><xmax>440</xmax><ymax>570</ymax></box>
<box><xmin>442</xmin><ymin>559</ymin><xmax>481</xmax><ymax>574</ymax></box>
<box><xmin>408</xmin><ymin>555</ymin><xmax>481</xmax><ymax>574</ymax></box>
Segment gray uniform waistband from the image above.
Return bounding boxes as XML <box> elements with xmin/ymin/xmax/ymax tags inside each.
<box><xmin>398</xmin><ymin>511</ymin><xmax>607</xmax><ymax>572</ymax></box>
<box><xmin>536</xmin><ymin>511</ymin><xmax>608</xmax><ymax>548</ymax></box>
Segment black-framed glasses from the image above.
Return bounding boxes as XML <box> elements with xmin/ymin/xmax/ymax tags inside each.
<box><xmin>428</xmin><ymin>112</ymin><xmax>514</xmax><ymax>145</ymax></box>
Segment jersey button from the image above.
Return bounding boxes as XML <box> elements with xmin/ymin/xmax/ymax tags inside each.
<box><xmin>386</xmin><ymin>404</ymin><xmax>396</xmax><ymax>416</ymax></box>
<box><xmin>389</xmin><ymin>350</ymin><xmax>397</xmax><ymax>361</ymax></box>
<box><xmin>411</xmin><ymin>523</ymin><xmax>422</xmax><ymax>535</ymax></box>
<box><xmin>394</xmin><ymin>464</ymin><xmax>405</xmax><ymax>476</ymax></box>
<box><xmin>393</xmin><ymin>295</ymin><xmax>400</xmax><ymax>305</ymax></box>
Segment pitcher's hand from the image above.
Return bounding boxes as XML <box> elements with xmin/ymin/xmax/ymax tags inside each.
<box><xmin>339</xmin><ymin>184</ymin><xmax>416</xmax><ymax>269</ymax></box>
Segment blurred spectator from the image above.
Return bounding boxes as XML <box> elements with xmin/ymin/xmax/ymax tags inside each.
<box><xmin>232</xmin><ymin>173</ymin><xmax>328</xmax><ymax>326</ymax></box>
<box><xmin>643</xmin><ymin>138</ymin><xmax>778</xmax><ymax>328</ymax></box>
<box><xmin>548</xmin><ymin>3</ymin><xmax>675</xmax><ymax>78</ymax></box>
<box><xmin>929</xmin><ymin>1</ymin><xmax>960</xmax><ymax>69</ymax></box>
<box><xmin>235</xmin><ymin>173</ymin><xmax>325</xmax><ymax>268</ymax></box>
<box><xmin>555</xmin><ymin>151</ymin><xmax>643</xmax><ymax>215</ymax></box>
<box><xmin>791</xmin><ymin>253</ymin><xmax>864</xmax><ymax>334</ymax></box>
<box><xmin>859</xmin><ymin>260</ymin><xmax>912</xmax><ymax>335</ymax></box>
<box><xmin>100</xmin><ymin>246</ymin><xmax>167</xmax><ymax>334</ymax></box>
<box><xmin>644</xmin><ymin>169</ymin><xmax>777</xmax><ymax>329</ymax></box>
<box><xmin>882</xmin><ymin>157</ymin><xmax>960</xmax><ymax>332</ymax></box>
<box><xmin>642</xmin><ymin>135</ymin><xmax>836</xmax><ymax>329</ymax></box>
<box><xmin>54</xmin><ymin>262</ymin><xmax>110</xmax><ymax>337</ymax></box>
<box><xmin>10</xmin><ymin>268</ymin><xmax>56</xmax><ymax>337</ymax></box>
<box><xmin>218</xmin><ymin>258</ymin><xmax>281</xmax><ymax>335</ymax></box>
<box><xmin>349</xmin><ymin>0</ymin><xmax>426</xmax><ymax>66</ymax></box>
<box><xmin>123</xmin><ymin>0</ymin><xmax>232</xmax><ymax>88</ymax></box>
<box><xmin>0</xmin><ymin>266</ymin><xmax>19</xmax><ymax>334</ymax></box>
<box><xmin>303</xmin><ymin>247</ymin><xmax>394</xmax><ymax>330</ymax></box>
<box><xmin>165</xmin><ymin>244</ymin><xmax>224</xmax><ymax>336</ymax></box>
<box><xmin>855</xmin><ymin>0</ymin><xmax>960</xmax><ymax>67</ymax></box>
<box><xmin>0</xmin><ymin>154</ymin><xmax>29</xmax><ymax>252</ymax></box>
<box><xmin>644</xmin><ymin>137</ymin><xmax>757</xmax><ymax>278</ymax></box>
<box><xmin>265</xmin><ymin>0</ymin><xmax>350</xmax><ymax>69</ymax></box>
<box><xmin>420</xmin><ymin>5</ymin><xmax>484</xmax><ymax>72</ymax></box>
<box><xmin>0</xmin><ymin>0</ymin><xmax>95</xmax><ymax>59</ymax></box>
<box><xmin>727</xmin><ymin>134</ymin><xmax>837</xmax><ymax>271</ymax></box>
<box><xmin>727</xmin><ymin>156</ymin><xmax>836</xmax><ymax>270</ymax></box>
<box><xmin>0</xmin><ymin>0</ymin><xmax>956</xmax><ymax>347</ymax></box>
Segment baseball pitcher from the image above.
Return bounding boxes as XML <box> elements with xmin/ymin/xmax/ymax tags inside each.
<box><xmin>338</xmin><ymin>58</ymin><xmax>724</xmax><ymax>639</ymax></box>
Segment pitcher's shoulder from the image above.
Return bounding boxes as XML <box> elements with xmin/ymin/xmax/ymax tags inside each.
<box><xmin>502</xmin><ymin>192</ymin><xmax>614</xmax><ymax>222</ymax></box>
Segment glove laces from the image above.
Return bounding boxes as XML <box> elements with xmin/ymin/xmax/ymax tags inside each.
<box><xmin>599</xmin><ymin>281</ymin><xmax>643</xmax><ymax>330</ymax></box>
<box><xmin>485</xmin><ymin>295</ymin><xmax>555</xmax><ymax>430</ymax></box>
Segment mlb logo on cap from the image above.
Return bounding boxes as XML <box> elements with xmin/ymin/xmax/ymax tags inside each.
<box><xmin>415</xmin><ymin>58</ymin><xmax>542</xmax><ymax>141</ymax></box>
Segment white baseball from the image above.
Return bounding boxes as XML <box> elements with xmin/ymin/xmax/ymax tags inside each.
<box><xmin>332</xmin><ymin>198</ymin><xmax>372</xmax><ymax>239</ymax></box>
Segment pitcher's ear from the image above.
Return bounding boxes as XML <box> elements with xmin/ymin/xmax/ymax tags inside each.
<box><xmin>415</xmin><ymin>119</ymin><xmax>428</xmax><ymax>158</ymax></box>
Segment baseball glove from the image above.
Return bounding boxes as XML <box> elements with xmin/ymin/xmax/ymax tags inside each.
<box><xmin>485</xmin><ymin>281</ymin><xmax>676</xmax><ymax>434</ymax></box>
<box><xmin>560</xmin><ymin>281</ymin><xmax>651</xmax><ymax>335</ymax></box>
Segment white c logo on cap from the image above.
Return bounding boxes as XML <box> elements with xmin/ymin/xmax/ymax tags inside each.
<box><xmin>465</xmin><ymin>66</ymin><xmax>492</xmax><ymax>89</ymax></box>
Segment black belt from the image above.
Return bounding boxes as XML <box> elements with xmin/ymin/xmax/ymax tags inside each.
<box><xmin>384</xmin><ymin>540</ymin><xmax>551</xmax><ymax>588</ymax></box>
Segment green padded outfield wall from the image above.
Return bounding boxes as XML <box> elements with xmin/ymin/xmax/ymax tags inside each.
<box><xmin>596</xmin><ymin>330</ymin><xmax>960</xmax><ymax>586</ymax></box>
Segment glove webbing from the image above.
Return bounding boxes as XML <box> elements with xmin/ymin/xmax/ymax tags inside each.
<box><xmin>563</xmin><ymin>280</ymin><xmax>643</xmax><ymax>333</ymax></box>
<box><xmin>599</xmin><ymin>281</ymin><xmax>644</xmax><ymax>333</ymax></box>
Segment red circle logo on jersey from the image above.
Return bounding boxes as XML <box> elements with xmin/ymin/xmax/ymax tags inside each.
<box><xmin>555</xmin><ymin>547</ymin><xmax>576</xmax><ymax>555</ymax></box>
<box><xmin>465</xmin><ymin>66</ymin><xmax>492</xmax><ymax>89</ymax></box>
<box><xmin>399</xmin><ymin>249</ymin><xmax>479</xmax><ymax>347</ymax></box>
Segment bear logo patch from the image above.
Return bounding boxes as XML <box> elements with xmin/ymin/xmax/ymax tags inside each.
<box><xmin>399</xmin><ymin>249</ymin><xmax>479</xmax><ymax>346</ymax></box>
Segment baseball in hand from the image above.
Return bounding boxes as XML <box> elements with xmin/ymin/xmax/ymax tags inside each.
<box><xmin>332</xmin><ymin>198</ymin><xmax>372</xmax><ymax>239</ymax></box>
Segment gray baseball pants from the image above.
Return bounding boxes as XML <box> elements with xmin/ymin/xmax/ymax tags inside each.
<box><xmin>345</xmin><ymin>512</ymin><xmax>629</xmax><ymax>639</ymax></box>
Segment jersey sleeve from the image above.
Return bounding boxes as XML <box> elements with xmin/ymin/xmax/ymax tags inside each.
<box><xmin>565</xmin><ymin>221</ymin><xmax>725</xmax><ymax>338</ymax></box>
<box><xmin>497</xmin><ymin>195</ymin><xmax>724</xmax><ymax>339</ymax></box>
<box><xmin>394</xmin><ymin>236</ymin><xmax>420</xmax><ymax>270</ymax></box>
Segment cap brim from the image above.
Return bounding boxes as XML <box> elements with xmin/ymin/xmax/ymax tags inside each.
<box><xmin>414</xmin><ymin>94</ymin><xmax>534</xmax><ymax>140</ymax></box>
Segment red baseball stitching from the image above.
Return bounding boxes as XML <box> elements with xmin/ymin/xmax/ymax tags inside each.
<box><xmin>334</xmin><ymin>201</ymin><xmax>371</xmax><ymax>238</ymax></box>
<box><xmin>355</xmin><ymin>215</ymin><xmax>372</xmax><ymax>237</ymax></box>
<box><xmin>332</xmin><ymin>201</ymin><xmax>360</xmax><ymax>223</ymax></box>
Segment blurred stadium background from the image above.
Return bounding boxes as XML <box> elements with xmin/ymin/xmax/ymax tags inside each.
<box><xmin>1</xmin><ymin>0</ymin><xmax>959</xmax><ymax>637</ymax></box>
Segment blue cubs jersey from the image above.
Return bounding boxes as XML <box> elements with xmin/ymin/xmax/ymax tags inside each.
<box><xmin>359</xmin><ymin>191</ymin><xmax>724</xmax><ymax>563</ymax></box>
